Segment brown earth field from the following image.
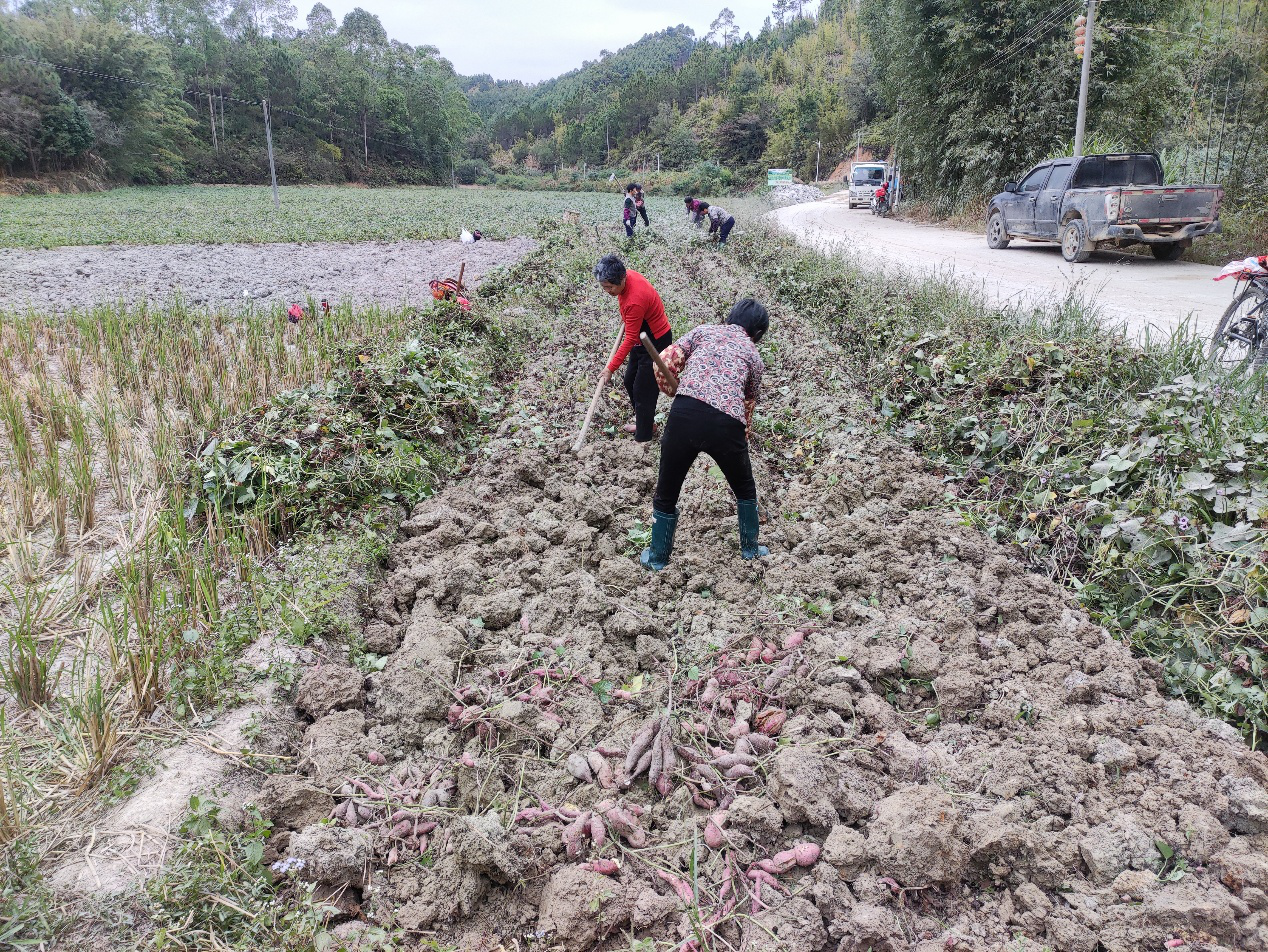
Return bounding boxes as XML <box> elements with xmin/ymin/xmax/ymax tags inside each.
<box><xmin>64</xmin><ymin>227</ymin><xmax>1268</xmax><ymax>952</ymax></box>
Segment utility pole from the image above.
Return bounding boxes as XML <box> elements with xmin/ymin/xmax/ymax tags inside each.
<box><xmin>815</xmin><ymin>140</ymin><xmax>821</xmax><ymax>182</ymax></box>
<box><xmin>262</xmin><ymin>99</ymin><xmax>280</xmax><ymax>211</ymax></box>
<box><xmin>1073</xmin><ymin>0</ymin><xmax>1097</xmax><ymax>156</ymax></box>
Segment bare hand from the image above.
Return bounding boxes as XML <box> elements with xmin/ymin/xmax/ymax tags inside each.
<box><xmin>599</xmin><ymin>369</ymin><xmax>612</xmax><ymax>385</ymax></box>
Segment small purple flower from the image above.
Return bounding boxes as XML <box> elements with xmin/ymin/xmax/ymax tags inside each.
<box><xmin>1175</xmin><ymin>515</ymin><xmax>1191</xmax><ymax>532</ymax></box>
<box><xmin>271</xmin><ymin>856</ymin><xmax>306</xmax><ymax>874</ymax></box>
<box><xmin>1039</xmin><ymin>471</ymin><xmax>1050</xmax><ymax>486</ymax></box>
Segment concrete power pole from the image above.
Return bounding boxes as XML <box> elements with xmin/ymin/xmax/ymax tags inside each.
<box><xmin>1073</xmin><ymin>0</ymin><xmax>1097</xmax><ymax>157</ymax></box>
<box><xmin>815</xmin><ymin>140</ymin><xmax>821</xmax><ymax>182</ymax></box>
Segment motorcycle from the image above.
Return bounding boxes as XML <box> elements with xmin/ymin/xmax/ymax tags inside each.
<box><xmin>870</xmin><ymin>192</ymin><xmax>892</xmax><ymax>218</ymax></box>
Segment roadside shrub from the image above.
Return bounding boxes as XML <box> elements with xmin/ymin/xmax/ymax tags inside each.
<box><xmin>736</xmin><ymin>229</ymin><xmax>1268</xmax><ymax>744</ymax></box>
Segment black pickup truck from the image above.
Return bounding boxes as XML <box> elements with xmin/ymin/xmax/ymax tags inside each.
<box><xmin>985</xmin><ymin>153</ymin><xmax>1223</xmax><ymax>263</ymax></box>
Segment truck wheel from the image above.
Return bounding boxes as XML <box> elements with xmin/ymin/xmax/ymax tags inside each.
<box><xmin>1151</xmin><ymin>242</ymin><xmax>1184</xmax><ymax>261</ymax></box>
<box><xmin>986</xmin><ymin>211</ymin><xmax>1011</xmax><ymax>250</ymax></box>
<box><xmin>1061</xmin><ymin>219</ymin><xmax>1092</xmax><ymax>263</ymax></box>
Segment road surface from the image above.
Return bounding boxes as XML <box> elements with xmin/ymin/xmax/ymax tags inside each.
<box><xmin>770</xmin><ymin>194</ymin><xmax>1232</xmax><ymax>341</ymax></box>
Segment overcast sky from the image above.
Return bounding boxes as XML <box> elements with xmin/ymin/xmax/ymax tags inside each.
<box><xmin>307</xmin><ymin>0</ymin><xmax>807</xmax><ymax>83</ymax></box>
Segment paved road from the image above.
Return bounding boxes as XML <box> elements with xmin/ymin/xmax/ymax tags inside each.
<box><xmin>770</xmin><ymin>194</ymin><xmax>1232</xmax><ymax>341</ymax></box>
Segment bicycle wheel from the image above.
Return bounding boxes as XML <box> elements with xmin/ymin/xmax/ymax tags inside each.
<box><xmin>1209</xmin><ymin>289</ymin><xmax>1267</xmax><ymax>369</ymax></box>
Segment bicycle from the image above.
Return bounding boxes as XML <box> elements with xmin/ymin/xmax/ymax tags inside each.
<box><xmin>1209</xmin><ymin>265</ymin><xmax>1268</xmax><ymax>369</ymax></box>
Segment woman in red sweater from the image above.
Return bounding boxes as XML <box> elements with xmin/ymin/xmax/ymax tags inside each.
<box><xmin>594</xmin><ymin>254</ymin><xmax>673</xmax><ymax>442</ymax></box>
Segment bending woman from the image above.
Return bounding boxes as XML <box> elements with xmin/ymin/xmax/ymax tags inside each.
<box><xmin>594</xmin><ymin>254</ymin><xmax>673</xmax><ymax>442</ymax></box>
<box><xmin>641</xmin><ymin>299</ymin><xmax>770</xmax><ymax>570</ymax></box>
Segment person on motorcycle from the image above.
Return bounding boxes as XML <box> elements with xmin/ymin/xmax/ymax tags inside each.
<box><xmin>873</xmin><ymin>180</ymin><xmax>890</xmax><ymax>215</ymax></box>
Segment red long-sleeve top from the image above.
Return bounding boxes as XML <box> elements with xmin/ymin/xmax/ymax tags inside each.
<box><xmin>607</xmin><ymin>270</ymin><xmax>671</xmax><ymax>373</ymax></box>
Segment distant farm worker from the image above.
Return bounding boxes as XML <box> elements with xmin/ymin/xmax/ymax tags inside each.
<box><xmin>639</xmin><ymin>299</ymin><xmax>770</xmax><ymax>571</ymax></box>
<box><xmin>627</xmin><ymin>183</ymin><xmax>650</xmax><ymax>228</ymax></box>
<box><xmin>700</xmin><ymin>202</ymin><xmax>736</xmax><ymax>245</ymax></box>
<box><xmin>593</xmin><ymin>254</ymin><xmax>673</xmax><ymax>443</ymax></box>
<box><xmin>684</xmin><ymin>196</ymin><xmax>706</xmax><ymax>227</ymax></box>
<box><xmin>623</xmin><ymin>195</ymin><xmax>637</xmax><ymax>237</ymax></box>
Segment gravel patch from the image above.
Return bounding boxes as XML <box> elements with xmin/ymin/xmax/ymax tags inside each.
<box><xmin>0</xmin><ymin>237</ymin><xmax>537</xmax><ymax>313</ymax></box>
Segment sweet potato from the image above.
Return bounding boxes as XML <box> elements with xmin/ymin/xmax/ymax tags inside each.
<box><xmin>745</xmin><ymin>636</ymin><xmax>763</xmax><ymax>664</ymax></box>
<box><xmin>711</xmin><ymin>752</ymin><xmax>757</xmax><ymax>771</ymax></box>
<box><xmin>624</xmin><ymin>719</ymin><xmax>660</xmax><ymax>773</ymax></box>
<box><xmin>366</xmin><ymin>750</ymin><xmax>387</xmax><ymax>766</ymax></box>
<box><xmin>763</xmin><ymin>656</ymin><xmax>794</xmax><ymax>693</ymax></box>
<box><xmin>648</xmin><ymin>730</ymin><xmax>664</xmax><ymax>787</ymax></box>
<box><xmin>602</xmin><ymin>805</ymin><xmax>645</xmax><ymax>846</ymax></box>
<box><xmin>587</xmin><ymin>750</ymin><xmax>616</xmax><ymax>789</ymax></box>
<box><xmin>723</xmin><ymin>764</ymin><xmax>756</xmax><ymax>780</ymax></box>
<box><xmin>699</xmin><ymin>677</ymin><xmax>721</xmax><ymax>705</ymax></box>
<box><xmin>589</xmin><ymin>813</ymin><xmax>607</xmax><ymax>848</ymax></box>
<box><xmin>657</xmin><ymin>870</ymin><xmax>695</xmax><ymax>904</ymax></box>
<box><xmin>753</xmin><ymin>709</ymin><xmax>787</xmax><ymax>736</ymax></box>
<box><xmin>782</xmin><ymin>630</ymin><xmax>805</xmax><ymax>651</ymax></box>
<box><xmin>566</xmin><ymin>752</ymin><xmax>594</xmax><ymax>783</ymax></box>
<box><xmin>582</xmin><ymin>858</ymin><xmax>620</xmax><ymax>876</ymax></box>
<box><xmin>563</xmin><ymin>811</ymin><xmax>591</xmax><ymax>858</ymax></box>
<box><xmin>704</xmin><ymin>811</ymin><xmax>726</xmax><ymax>849</ymax></box>
<box><xmin>766</xmin><ymin>850</ymin><xmax>798</xmax><ymax>874</ymax></box>
<box><xmin>741</xmin><ymin>732</ymin><xmax>777</xmax><ymax>755</ymax></box>
<box><xmin>794</xmin><ymin>842</ymin><xmax>820</xmax><ymax>866</ymax></box>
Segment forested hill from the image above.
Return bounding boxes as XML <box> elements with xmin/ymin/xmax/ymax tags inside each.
<box><xmin>463</xmin><ymin>26</ymin><xmax>697</xmax><ymax>126</ymax></box>
<box><xmin>2</xmin><ymin>0</ymin><xmax>1265</xmax><ymax>218</ymax></box>
<box><xmin>0</xmin><ymin>0</ymin><xmax>475</xmax><ymax>186</ymax></box>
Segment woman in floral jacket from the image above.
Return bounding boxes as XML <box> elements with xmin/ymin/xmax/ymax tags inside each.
<box><xmin>639</xmin><ymin>299</ymin><xmax>770</xmax><ymax>570</ymax></box>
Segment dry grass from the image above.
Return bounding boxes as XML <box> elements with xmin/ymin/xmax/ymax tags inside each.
<box><xmin>0</xmin><ymin>300</ymin><xmax>407</xmax><ymax>848</ymax></box>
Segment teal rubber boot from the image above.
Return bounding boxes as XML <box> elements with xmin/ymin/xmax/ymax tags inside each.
<box><xmin>640</xmin><ymin>509</ymin><xmax>678</xmax><ymax>571</ymax></box>
<box><xmin>737</xmin><ymin>498</ymin><xmax>769</xmax><ymax>560</ymax></box>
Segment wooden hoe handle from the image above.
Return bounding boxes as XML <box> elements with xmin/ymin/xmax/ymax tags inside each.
<box><xmin>572</xmin><ymin>326</ymin><xmax>625</xmax><ymax>453</ymax></box>
<box><xmin>639</xmin><ymin>332</ymin><xmax>678</xmax><ymax>389</ymax></box>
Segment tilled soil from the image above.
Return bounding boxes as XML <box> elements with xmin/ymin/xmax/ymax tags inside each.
<box><xmin>245</xmin><ymin>236</ymin><xmax>1268</xmax><ymax>952</ymax></box>
<box><xmin>0</xmin><ymin>238</ymin><xmax>536</xmax><ymax>313</ymax></box>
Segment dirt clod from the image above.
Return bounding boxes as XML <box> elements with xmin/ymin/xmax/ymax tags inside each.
<box><xmin>288</xmin><ymin>825</ymin><xmax>372</xmax><ymax>887</ymax></box>
<box><xmin>295</xmin><ymin>664</ymin><xmax>365</xmax><ymax>719</ymax></box>
<box><xmin>538</xmin><ymin>866</ymin><xmax>633</xmax><ymax>951</ymax></box>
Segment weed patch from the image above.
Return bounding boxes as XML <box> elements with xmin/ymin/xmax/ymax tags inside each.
<box><xmin>737</xmin><ymin>229</ymin><xmax>1268</xmax><ymax>744</ymax></box>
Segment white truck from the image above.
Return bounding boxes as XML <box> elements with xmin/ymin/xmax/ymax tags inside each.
<box><xmin>848</xmin><ymin>162</ymin><xmax>889</xmax><ymax>208</ymax></box>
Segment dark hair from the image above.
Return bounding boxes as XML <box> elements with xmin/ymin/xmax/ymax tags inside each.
<box><xmin>625</xmin><ymin>183</ymin><xmax>637</xmax><ymax>193</ymax></box>
<box><xmin>697</xmin><ymin>201</ymin><xmax>710</xmax><ymax>211</ymax></box>
<box><xmin>594</xmin><ymin>254</ymin><xmax>627</xmax><ymax>286</ymax></box>
<box><xmin>684</xmin><ymin>196</ymin><xmax>694</xmax><ymax>204</ymax></box>
<box><xmin>726</xmin><ymin>298</ymin><xmax>769</xmax><ymax>343</ymax></box>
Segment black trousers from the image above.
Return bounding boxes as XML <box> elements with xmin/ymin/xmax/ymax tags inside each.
<box><xmin>637</xmin><ymin>205</ymin><xmax>650</xmax><ymax>227</ymax></box>
<box><xmin>624</xmin><ymin>327</ymin><xmax>671</xmax><ymax>442</ymax></box>
<box><xmin>716</xmin><ymin>216</ymin><xmax>735</xmax><ymax>244</ymax></box>
<box><xmin>653</xmin><ymin>395</ymin><xmax>756</xmax><ymax>512</ymax></box>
